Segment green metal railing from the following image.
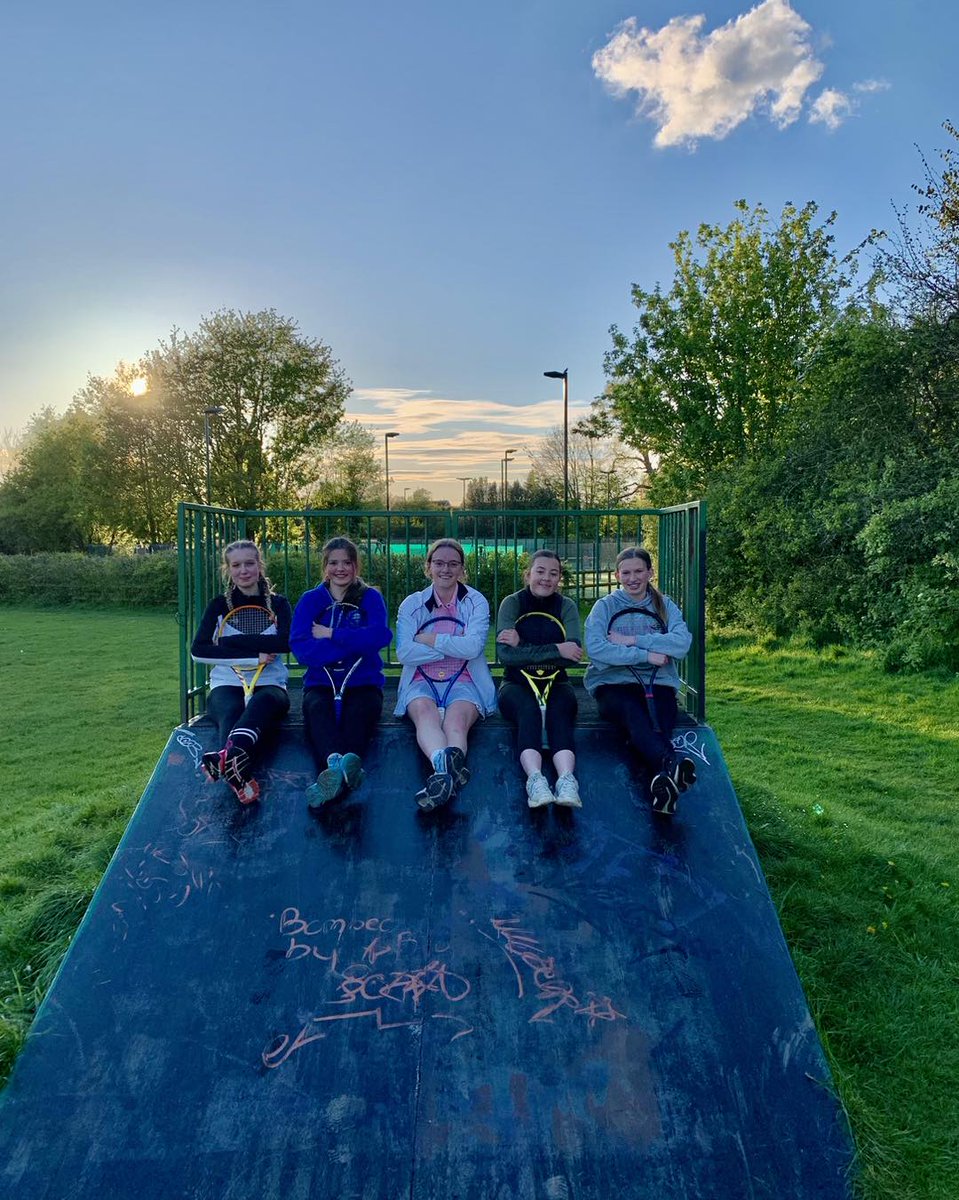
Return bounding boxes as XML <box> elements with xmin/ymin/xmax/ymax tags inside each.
<box><xmin>177</xmin><ymin>502</ymin><xmax>707</xmax><ymax>724</ymax></box>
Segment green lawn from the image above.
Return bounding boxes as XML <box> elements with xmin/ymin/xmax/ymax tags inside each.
<box><xmin>707</xmin><ymin>632</ymin><xmax>959</xmax><ymax>1200</ymax></box>
<box><xmin>1</xmin><ymin>610</ymin><xmax>957</xmax><ymax>1199</ymax></box>
<box><xmin>0</xmin><ymin>609</ymin><xmax>179</xmax><ymax>1070</ymax></box>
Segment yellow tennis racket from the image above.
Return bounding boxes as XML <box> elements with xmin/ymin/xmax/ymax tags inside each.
<box><xmin>214</xmin><ymin>604</ymin><xmax>277</xmax><ymax>700</ymax></box>
<box><xmin>513</xmin><ymin>610</ymin><xmax>568</xmax><ymax>734</ymax></box>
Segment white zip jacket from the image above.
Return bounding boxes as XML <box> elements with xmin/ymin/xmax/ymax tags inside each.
<box><xmin>394</xmin><ymin>582</ymin><xmax>497</xmax><ymax>716</ymax></box>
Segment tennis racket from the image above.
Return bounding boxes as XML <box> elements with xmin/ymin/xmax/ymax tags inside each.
<box><xmin>513</xmin><ymin>610</ymin><xmax>567</xmax><ymax>733</ymax></box>
<box><xmin>413</xmin><ymin>614</ymin><xmax>468</xmax><ymax>715</ymax></box>
<box><xmin>317</xmin><ymin>601</ymin><xmax>364</xmax><ymax>721</ymax></box>
<box><xmin>606</xmin><ymin>605</ymin><xmax>668</xmax><ymax>733</ymax></box>
<box><xmin>212</xmin><ymin>604</ymin><xmax>276</xmax><ymax>700</ymax></box>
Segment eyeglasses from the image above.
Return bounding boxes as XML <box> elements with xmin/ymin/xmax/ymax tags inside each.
<box><xmin>430</xmin><ymin>560</ymin><xmax>462</xmax><ymax>570</ymax></box>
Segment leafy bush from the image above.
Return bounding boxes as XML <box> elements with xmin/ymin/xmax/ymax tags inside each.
<box><xmin>857</xmin><ymin>472</ymin><xmax>959</xmax><ymax>672</ymax></box>
<box><xmin>0</xmin><ymin>552</ymin><xmax>177</xmax><ymax>608</ymax></box>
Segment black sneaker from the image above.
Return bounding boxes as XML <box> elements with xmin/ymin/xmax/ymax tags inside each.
<box><xmin>416</xmin><ymin>771</ymin><xmax>455</xmax><ymax>811</ymax></box>
<box><xmin>201</xmin><ymin>749</ymin><xmax>226</xmax><ymax>782</ymax></box>
<box><xmin>650</xmin><ymin>772</ymin><xmax>679</xmax><ymax>816</ymax></box>
<box><xmin>443</xmin><ymin>746</ymin><xmax>470</xmax><ymax>789</ymax></box>
<box><xmin>667</xmin><ymin>755</ymin><xmax>697</xmax><ymax>792</ymax></box>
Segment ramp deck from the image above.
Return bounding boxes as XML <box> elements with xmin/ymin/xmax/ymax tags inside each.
<box><xmin>0</xmin><ymin>706</ymin><xmax>855</xmax><ymax>1198</ymax></box>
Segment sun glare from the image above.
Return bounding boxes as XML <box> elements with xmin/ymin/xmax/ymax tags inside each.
<box><xmin>130</xmin><ymin>376</ymin><xmax>148</xmax><ymax>396</ymax></box>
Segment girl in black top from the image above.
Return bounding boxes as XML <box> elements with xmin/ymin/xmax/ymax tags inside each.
<box><xmin>496</xmin><ymin>549</ymin><xmax>583</xmax><ymax>809</ymax></box>
<box><xmin>190</xmin><ymin>540</ymin><xmax>291</xmax><ymax>804</ymax></box>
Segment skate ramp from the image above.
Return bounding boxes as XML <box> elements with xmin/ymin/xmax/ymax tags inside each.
<box><xmin>0</xmin><ymin>717</ymin><xmax>855</xmax><ymax>1199</ymax></box>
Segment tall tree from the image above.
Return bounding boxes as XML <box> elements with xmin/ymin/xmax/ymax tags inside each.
<box><xmin>602</xmin><ymin>200</ymin><xmax>853</xmax><ymax>500</ymax></box>
<box><xmin>298</xmin><ymin>422</ymin><xmax>380</xmax><ymax>510</ymax></box>
<box><xmin>147</xmin><ymin>308</ymin><xmax>350</xmax><ymax>511</ymax></box>
<box><xmin>881</xmin><ymin>119</ymin><xmax>959</xmax><ymax>319</ymax></box>
<box><xmin>0</xmin><ymin>427</ymin><xmax>22</xmax><ymax>485</ymax></box>
<box><xmin>0</xmin><ymin>407</ymin><xmax>102</xmax><ymax>551</ymax></box>
<box><xmin>524</xmin><ymin>425</ymin><xmax>644</xmax><ymax>508</ymax></box>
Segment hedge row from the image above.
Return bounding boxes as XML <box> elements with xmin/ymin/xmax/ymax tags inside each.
<box><xmin>0</xmin><ymin>549</ymin><xmax>528</xmax><ymax>615</ymax></box>
<box><xmin>0</xmin><ymin>553</ymin><xmax>178</xmax><ymax>608</ymax></box>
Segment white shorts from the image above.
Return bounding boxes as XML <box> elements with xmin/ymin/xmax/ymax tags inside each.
<box><xmin>404</xmin><ymin>677</ymin><xmax>485</xmax><ymax>715</ymax></box>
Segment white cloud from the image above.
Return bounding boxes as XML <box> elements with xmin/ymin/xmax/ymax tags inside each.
<box><xmin>592</xmin><ymin>0</ymin><xmax>824</xmax><ymax>148</ymax></box>
<box><xmin>809</xmin><ymin>87</ymin><xmax>853</xmax><ymax>130</ymax></box>
<box><xmin>853</xmin><ymin>78</ymin><xmax>890</xmax><ymax>94</ymax></box>
<box><xmin>348</xmin><ymin>387</ymin><xmax>593</xmax><ymax>487</ymax></box>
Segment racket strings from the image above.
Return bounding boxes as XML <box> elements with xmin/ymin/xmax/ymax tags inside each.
<box><xmin>219</xmin><ymin>605</ymin><xmax>275</xmax><ymax>638</ymax></box>
<box><xmin>511</xmin><ymin>612</ymin><xmax>567</xmax><ymax>681</ymax></box>
<box><xmin>419</xmin><ymin>618</ymin><xmax>467</xmax><ymax>681</ymax></box>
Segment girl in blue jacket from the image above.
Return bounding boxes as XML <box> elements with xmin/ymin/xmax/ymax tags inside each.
<box><xmin>290</xmin><ymin>537</ymin><xmax>392</xmax><ymax>808</ymax></box>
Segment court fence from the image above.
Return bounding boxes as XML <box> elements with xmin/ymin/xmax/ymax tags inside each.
<box><xmin>177</xmin><ymin>502</ymin><xmax>707</xmax><ymax>724</ymax></box>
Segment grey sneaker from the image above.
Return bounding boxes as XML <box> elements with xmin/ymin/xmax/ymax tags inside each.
<box><xmin>444</xmin><ymin>746</ymin><xmax>471</xmax><ymax>789</ymax></box>
<box><xmin>340</xmin><ymin>752</ymin><xmax>365</xmax><ymax>791</ymax></box>
<box><xmin>307</xmin><ymin>767</ymin><xmax>345</xmax><ymax>809</ymax></box>
<box><xmin>416</xmin><ymin>771</ymin><xmax>455</xmax><ymax>811</ymax></box>
<box><xmin>650</xmin><ymin>771</ymin><xmax>679</xmax><ymax>816</ymax></box>
<box><xmin>554</xmin><ymin>773</ymin><xmax>582</xmax><ymax>808</ymax></box>
<box><xmin>526</xmin><ymin>772</ymin><xmax>554</xmax><ymax>809</ymax></box>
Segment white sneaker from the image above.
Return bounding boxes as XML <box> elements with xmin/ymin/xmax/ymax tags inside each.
<box><xmin>526</xmin><ymin>772</ymin><xmax>554</xmax><ymax>809</ymax></box>
<box><xmin>554</xmin><ymin>773</ymin><xmax>582</xmax><ymax>808</ymax></box>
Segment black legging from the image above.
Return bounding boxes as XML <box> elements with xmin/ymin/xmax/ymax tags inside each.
<box><xmin>302</xmin><ymin>685</ymin><xmax>384</xmax><ymax>772</ymax></box>
<box><xmin>206</xmin><ymin>685</ymin><xmax>290</xmax><ymax>769</ymax></box>
<box><xmin>595</xmin><ymin>683</ymin><xmax>677</xmax><ymax>784</ymax></box>
<box><xmin>498</xmin><ymin>680</ymin><xmax>577</xmax><ymax>756</ymax></box>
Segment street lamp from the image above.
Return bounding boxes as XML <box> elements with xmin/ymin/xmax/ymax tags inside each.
<box><xmin>203</xmin><ymin>406</ymin><xmax>225</xmax><ymax>506</ymax></box>
<box><xmin>603</xmin><ymin>469</ymin><xmax>615</xmax><ymax>510</ymax></box>
<box><xmin>384</xmin><ymin>432</ymin><xmax>399</xmax><ymax>510</ymax></box>
<box><xmin>456</xmin><ymin>477</ymin><xmax>471</xmax><ymax>507</ymax></box>
<box><xmin>501</xmin><ymin>448</ymin><xmax>517</xmax><ymax>509</ymax></box>
<box><xmin>544</xmin><ymin>369</ymin><xmax>569</xmax><ymax>513</ymax></box>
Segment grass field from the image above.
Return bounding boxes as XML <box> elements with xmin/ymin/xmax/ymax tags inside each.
<box><xmin>1</xmin><ymin>609</ymin><xmax>957</xmax><ymax>1199</ymax></box>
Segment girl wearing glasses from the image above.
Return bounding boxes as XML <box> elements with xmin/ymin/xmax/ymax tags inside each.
<box><xmin>395</xmin><ymin>538</ymin><xmax>496</xmax><ymax>811</ymax></box>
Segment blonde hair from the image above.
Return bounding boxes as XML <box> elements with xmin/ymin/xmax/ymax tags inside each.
<box><xmin>222</xmin><ymin>539</ymin><xmax>274</xmax><ymax>611</ymax></box>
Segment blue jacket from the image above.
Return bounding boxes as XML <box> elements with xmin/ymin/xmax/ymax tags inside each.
<box><xmin>290</xmin><ymin>584</ymin><xmax>392</xmax><ymax>690</ymax></box>
<box><xmin>394</xmin><ymin>582</ymin><xmax>497</xmax><ymax>716</ymax></box>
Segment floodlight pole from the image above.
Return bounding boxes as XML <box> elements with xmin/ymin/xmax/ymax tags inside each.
<box><xmin>203</xmin><ymin>406</ymin><xmax>225</xmax><ymax>506</ymax></box>
<box><xmin>501</xmin><ymin>448</ymin><xmax>517</xmax><ymax>509</ymax></box>
<box><xmin>544</xmin><ymin>369</ymin><xmax>569</xmax><ymax>514</ymax></box>
<box><xmin>384</xmin><ymin>432</ymin><xmax>399</xmax><ymax>510</ymax></box>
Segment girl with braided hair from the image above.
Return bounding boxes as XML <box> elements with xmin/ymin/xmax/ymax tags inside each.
<box><xmin>190</xmin><ymin>540</ymin><xmax>291</xmax><ymax>804</ymax></box>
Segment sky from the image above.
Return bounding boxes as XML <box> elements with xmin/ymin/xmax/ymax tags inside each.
<box><xmin>1</xmin><ymin>0</ymin><xmax>956</xmax><ymax>501</ymax></box>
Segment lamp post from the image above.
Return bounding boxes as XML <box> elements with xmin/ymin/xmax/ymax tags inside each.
<box><xmin>384</xmin><ymin>431</ymin><xmax>399</xmax><ymax>510</ymax></box>
<box><xmin>501</xmin><ymin>448</ymin><xmax>517</xmax><ymax>509</ymax></box>
<box><xmin>602</xmin><ymin>468</ymin><xmax>615</xmax><ymax>538</ymax></box>
<box><xmin>203</xmin><ymin>405</ymin><xmax>225</xmax><ymax>506</ymax></box>
<box><xmin>544</xmin><ymin>369</ymin><xmax>569</xmax><ymax>513</ymax></box>
<box><xmin>457</xmin><ymin>477</ymin><xmax>471</xmax><ymax>507</ymax></box>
